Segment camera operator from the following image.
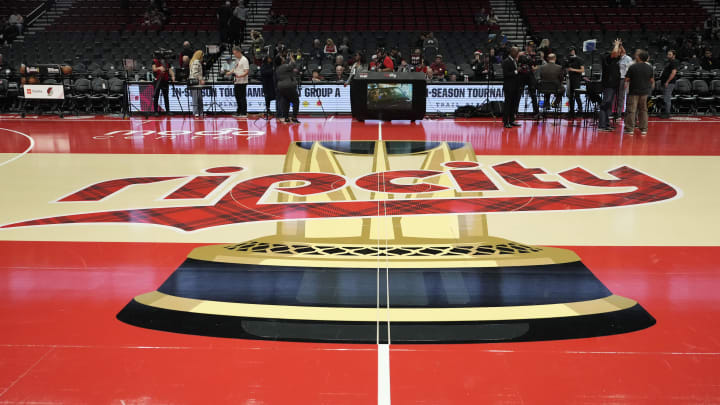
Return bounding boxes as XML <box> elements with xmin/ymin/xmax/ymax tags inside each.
<box><xmin>189</xmin><ymin>50</ymin><xmax>206</xmax><ymax>117</ymax></box>
<box><xmin>517</xmin><ymin>43</ymin><xmax>540</xmax><ymax>118</ymax></box>
<box><xmin>152</xmin><ymin>50</ymin><xmax>176</xmax><ymax>115</ymax></box>
<box><xmin>565</xmin><ymin>46</ymin><xmax>584</xmax><ymax>120</ymax></box>
<box><xmin>276</xmin><ymin>53</ymin><xmax>301</xmax><ymax>124</ymax></box>
<box><xmin>259</xmin><ymin>55</ymin><xmax>276</xmax><ymax>118</ymax></box>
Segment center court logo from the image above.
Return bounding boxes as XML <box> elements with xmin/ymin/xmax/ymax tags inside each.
<box><xmin>2</xmin><ymin>143</ymin><xmax>678</xmax><ymax>232</ymax></box>
<box><xmin>97</xmin><ymin>140</ymin><xmax>662</xmax><ymax>343</ymax></box>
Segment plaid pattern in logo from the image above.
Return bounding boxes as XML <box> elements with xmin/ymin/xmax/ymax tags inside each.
<box><xmin>4</xmin><ymin>166</ymin><xmax>677</xmax><ymax>232</ymax></box>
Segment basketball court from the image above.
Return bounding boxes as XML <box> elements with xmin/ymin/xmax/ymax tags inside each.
<box><xmin>1</xmin><ymin>115</ymin><xmax>719</xmax><ymax>404</ymax></box>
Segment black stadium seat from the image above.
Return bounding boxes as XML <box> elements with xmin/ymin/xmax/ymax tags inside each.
<box><xmin>693</xmin><ymin>80</ymin><xmax>715</xmax><ymax>114</ymax></box>
<box><xmin>675</xmin><ymin>78</ymin><xmax>696</xmax><ymax>114</ymax></box>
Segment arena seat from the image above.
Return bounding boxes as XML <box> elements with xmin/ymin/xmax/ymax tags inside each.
<box><xmin>265</xmin><ymin>0</ymin><xmax>498</xmax><ymax>33</ymax></box>
<box><xmin>0</xmin><ymin>0</ymin><xmax>45</xmax><ymax>18</ymax></box>
<box><xmin>519</xmin><ymin>0</ymin><xmax>708</xmax><ymax>34</ymax></box>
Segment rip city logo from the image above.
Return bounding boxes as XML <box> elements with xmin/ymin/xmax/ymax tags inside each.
<box><xmin>1</xmin><ymin>160</ymin><xmax>678</xmax><ymax>232</ymax></box>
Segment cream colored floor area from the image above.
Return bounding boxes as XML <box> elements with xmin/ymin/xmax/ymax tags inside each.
<box><xmin>0</xmin><ymin>153</ymin><xmax>717</xmax><ymax>246</ymax></box>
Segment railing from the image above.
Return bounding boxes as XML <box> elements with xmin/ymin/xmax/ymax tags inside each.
<box><xmin>500</xmin><ymin>0</ymin><xmax>527</xmax><ymax>47</ymax></box>
<box><xmin>26</xmin><ymin>0</ymin><xmax>53</xmax><ymax>27</ymax></box>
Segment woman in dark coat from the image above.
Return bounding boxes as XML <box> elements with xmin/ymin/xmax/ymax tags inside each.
<box><xmin>259</xmin><ymin>55</ymin><xmax>276</xmax><ymax>118</ymax></box>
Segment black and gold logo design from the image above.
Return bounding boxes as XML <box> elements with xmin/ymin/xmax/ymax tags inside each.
<box><xmin>117</xmin><ymin>141</ymin><xmax>656</xmax><ymax>343</ymax></box>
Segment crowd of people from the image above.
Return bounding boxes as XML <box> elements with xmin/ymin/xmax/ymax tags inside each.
<box><xmin>239</xmin><ymin>31</ymin><xmax>519</xmax><ymax>83</ymax></box>
<box><xmin>500</xmin><ymin>37</ymin><xmax>685</xmax><ymax>135</ymax></box>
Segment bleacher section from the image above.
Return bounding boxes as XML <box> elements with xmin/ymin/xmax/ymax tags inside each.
<box><xmin>265</xmin><ymin>0</ymin><xmax>498</xmax><ymax>32</ymax></box>
<box><xmin>520</xmin><ymin>0</ymin><xmax>708</xmax><ymax>33</ymax></box>
<box><xmin>0</xmin><ymin>0</ymin><xmax>716</xmax><ymax>97</ymax></box>
<box><xmin>46</xmin><ymin>0</ymin><xmax>223</xmax><ymax>32</ymax></box>
<box><xmin>0</xmin><ymin>1</ymin><xmax>45</xmax><ymax>18</ymax></box>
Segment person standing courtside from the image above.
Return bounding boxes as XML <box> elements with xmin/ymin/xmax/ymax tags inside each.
<box><xmin>616</xmin><ymin>45</ymin><xmax>633</xmax><ymax>118</ymax></box>
<box><xmin>598</xmin><ymin>39</ymin><xmax>622</xmax><ymax>132</ymax></box>
<box><xmin>623</xmin><ymin>49</ymin><xmax>654</xmax><ymax>136</ymax></box>
<box><xmin>188</xmin><ymin>50</ymin><xmax>205</xmax><ymax>117</ymax></box>
<box><xmin>565</xmin><ymin>46</ymin><xmax>584</xmax><ymax>120</ymax></box>
<box><xmin>152</xmin><ymin>54</ymin><xmax>175</xmax><ymax>115</ymax></box>
<box><xmin>276</xmin><ymin>54</ymin><xmax>301</xmax><ymax>124</ymax></box>
<box><xmin>517</xmin><ymin>43</ymin><xmax>540</xmax><ymax>118</ymax></box>
<box><xmin>230</xmin><ymin>46</ymin><xmax>249</xmax><ymax>117</ymax></box>
<box><xmin>502</xmin><ymin>46</ymin><xmax>521</xmax><ymax>128</ymax></box>
<box><xmin>660</xmin><ymin>50</ymin><xmax>679</xmax><ymax>119</ymax></box>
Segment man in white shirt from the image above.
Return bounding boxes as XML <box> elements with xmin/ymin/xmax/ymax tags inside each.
<box><xmin>230</xmin><ymin>46</ymin><xmax>249</xmax><ymax>117</ymax></box>
<box><xmin>616</xmin><ymin>46</ymin><xmax>633</xmax><ymax>117</ymax></box>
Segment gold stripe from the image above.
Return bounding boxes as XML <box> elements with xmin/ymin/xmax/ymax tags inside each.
<box><xmin>188</xmin><ymin>243</ymin><xmax>580</xmax><ymax>268</ymax></box>
<box><xmin>134</xmin><ymin>292</ymin><xmax>637</xmax><ymax>322</ymax></box>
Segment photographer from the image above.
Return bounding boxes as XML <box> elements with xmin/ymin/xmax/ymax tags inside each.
<box><xmin>152</xmin><ymin>50</ymin><xmax>176</xmax><ymax>114</ymax></box>
<box><xmin>259</xmin><ymin>55</ymin><xmax>276</xmax><ymax>118</ymax></box>
<box><xmin>189</xmin><ymin>50</ymin><xmax>205</xmax><ymax>117</ymax></box>
<box><xmin>276</xmin><ymin>54</ymin><xmax>300</xmax><ymax>124</ymax></box>
<box><xmin>518</xmin><ymin>43</ymin><xmax>540</xmax><ymax>118</ymax></box>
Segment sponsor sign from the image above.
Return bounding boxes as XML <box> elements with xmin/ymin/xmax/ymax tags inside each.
<box><xmin>128</xmin><ymin>83</ymin><xmax>350</xmax><ymax>114</ymax></box>
<box><xmin>23</xmin><ymin>85</ymin><xmax>65</xmax><ymax>100</ymax></box>
<box><xmin>129</xmin><ymin>83</ymin><xmax>589</xmax><ymax>114</ymax></box>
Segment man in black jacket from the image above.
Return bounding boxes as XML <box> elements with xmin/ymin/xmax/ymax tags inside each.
<box><xmin>276</xmin><ymin>55</ymin><xmax>301</xmax><ymax>124</ymax></box>
<box><xmin>517</xmin><ymin>43</ymin><xmax>540</xmax><ymax>118</ymax></box>
<box><xmin>502</xmin><ymin>46</ymin><xmax>521</xmax><ymax>128</ymax></box>
<box><xmin>598</xmin><ymin>39</ymin><xmax>622</xmax><ymax>131</ymax></box>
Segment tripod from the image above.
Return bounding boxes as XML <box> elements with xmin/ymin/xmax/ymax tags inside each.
<box><xmin>205</xmin><ymin>44</ymin><xmax>227</xmax><ymax>115</ymax></box>
<box><xmin>483</xmin><ymin>62</ymin><xmax>496</xmax><ymax>118</ymax></box>
<box><xmin>121</xmin><ymin>57</ymin><xmax>133</xmax><ymax>119</ymax></box>
<box><xmin>169</xmin><ymin>80</ymin><xmax>185</xmax><ymax>115</ymax></box>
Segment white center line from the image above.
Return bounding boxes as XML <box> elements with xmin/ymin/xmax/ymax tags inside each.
<box><xmin>377</xmin><ymin>121</ymin><xmax>391</xmax><ymax>405</ymax></box>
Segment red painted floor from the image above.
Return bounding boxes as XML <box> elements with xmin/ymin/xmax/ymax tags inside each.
<box><xmin>1</xmin><ymin>115</ymin><xmax>719</xmax><ymax>404</ymax></box>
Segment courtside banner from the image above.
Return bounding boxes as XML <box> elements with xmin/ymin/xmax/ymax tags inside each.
<box><xmin>23</xmin><ymin>84</ymin><xmax>65</xmax><ymax>100</ymax></box>
<box><xmin>128</xmin><ymin>83</ymin><xmax>350</xmax><ymax>113</ymax></box>
<box><xmin>128</xmin><ymin>83</ymin><xmax>588</xmax><ymax>114</ymax></box>
<box><xmin>425</xmin><ymin>84</ymin><xmax>590</xmax><ymax>114</ymax></box>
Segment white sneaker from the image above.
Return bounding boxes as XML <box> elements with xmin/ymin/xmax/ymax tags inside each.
<box><xmin>641</xmin><ymin>131</ymin><xmax>647</xmax><ymax>136</ymax></box>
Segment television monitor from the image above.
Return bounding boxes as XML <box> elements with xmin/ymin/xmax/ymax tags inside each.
<box><xmin>367</xmin><ymin>83</ymin><xmax>413</xmax><ymax>111</ymax></box>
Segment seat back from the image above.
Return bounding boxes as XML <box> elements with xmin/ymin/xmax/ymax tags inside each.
<box><xmin>692</xmin><ymin>80</ymin><xmax>709</xmax><ymax>96</ymax></box>
<box><xmin>91</xmin><ymin>78</ymin><xmax>108</xmax><ymax>94</ymax></box>
<box><xmin>108</xmin><ymin>78</ymin><xmax>125</xmax><ymax>94</ymax></box>
<box><xmin>675</xmin><ymin>78</ymin><xmax>692</xmax><ymax>95</ymax></box>
<box><xmin>711</xmin><ymin>80</ymin><xmax>720</xmax><ymax>96</ymax></box>
<box><xmin>75</xmin><ymin>78</ymin><xmax>92</xmax><ymax>94</ymax></box>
